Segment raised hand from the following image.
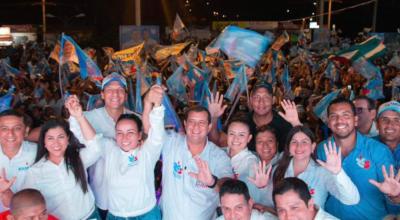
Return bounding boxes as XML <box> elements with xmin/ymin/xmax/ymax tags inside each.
<box><xmin>0</xmin><ymin>169</ymin><xmax>16</xmax><ymax>193</ymax></box>
<box><xmin>278</xmin><ymin>99</ymin><xmax>301</xmax><ymax>126</ymax></box>
<box><xmin>248</xmin><ymin>161</ymin><xmax>272</xmax><ymax>188</ymax></box>
<box><xmin>207</xmin><ymin>91</ymin><xmax>227</xmax><ymax>119</ymax></box>
<box><xmin>317</xmin><ymin>141</ymin><xmax>342</xmax><ymax>175</ymax></box>
<box><xmin>369</xmin><ymin>165</ymin><xmax>400</xmax><ymax>198</ymax></box>
<box><xmin>188</xmin><ymin>157</ymin><xmax>215</xmax><ymax>187</ymax></box>
<box><xmin>64</xmin><ymin>95</ymin><xmax>83</xmax><ymax>118</ymax></box>
<box><xmin>144</xmin><ymin>85</ymin><xmax>164</xmax><ymax>107</ymax></box>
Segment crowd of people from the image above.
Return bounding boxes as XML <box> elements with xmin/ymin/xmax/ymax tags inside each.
<box><xmin>0</xmin><ymin>26</ymin><xmax>399</xmax><ymax>220</ymax></box>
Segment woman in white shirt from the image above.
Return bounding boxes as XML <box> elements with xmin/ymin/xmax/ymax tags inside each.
<box><xmin>22</xmin><ymin>119</ymin><xmax>101</xmax><ymax>220</ymax></box>
<box><xmin>66</xmin><ymin>86</ymin><xmax>164</xmax><ymax>220</ymax></box>
<box><xmin>225</xmin><ymin>117</ymin><xmax>258</xmax><ymax>182</ymax></box>
<box><xmin>272</xmin><ymin>126</ymin><xmax>360</xmax><ymax>208</ymax></box>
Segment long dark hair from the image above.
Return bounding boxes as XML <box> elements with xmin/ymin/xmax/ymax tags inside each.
<box><xmin>273</xmin><ymin>126</ymin><xmax>317</xmax><ymax>187</ymax></box>
<box><xmin>36</xmin><ymin>120</ymin><xmax>88</xmax><ymax>193</ymax></box>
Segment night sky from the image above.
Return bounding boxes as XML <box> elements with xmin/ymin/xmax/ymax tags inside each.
<box><xmin>0</xmin><ymin>0</ymin><xmax>398</xmax><ymax>46</ymax></box>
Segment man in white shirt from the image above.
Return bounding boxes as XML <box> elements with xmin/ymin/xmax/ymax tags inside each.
<box><xmin>0</xmin><ymin>110</ymin><xmax>37</xmax><ymax>212</ymax></box>
<box><xmin>273</xmin><ymin>177</ymin><xmax>338</xmax><ymax>220</ymax></box>
<box><xmin>217</xmin><ymin>179</ymin><xmax>277</xmax><ymax>220</ymax></box>
<box><xmin>160</xmin><ymin>105</ymin><xmax>233</xmax><ymax>220</ymax></box>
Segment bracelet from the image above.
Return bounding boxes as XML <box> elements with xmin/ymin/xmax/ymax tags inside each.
<box><xmin>207</xmin><ymin>175</ymin><xmax>218</xmax><ymax>188</ymax></box>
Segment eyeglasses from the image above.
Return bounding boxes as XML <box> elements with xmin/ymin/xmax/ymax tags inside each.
<box><xmin>355</xmin><ymin>107</ymin><xmax>372</xmax><ymax>114</ymax></box>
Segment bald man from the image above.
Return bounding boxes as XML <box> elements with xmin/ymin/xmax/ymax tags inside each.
<box><xmin>0</xmin><ymin>189</ymin><xmax>58</xmax><ymax>220</ymax></box>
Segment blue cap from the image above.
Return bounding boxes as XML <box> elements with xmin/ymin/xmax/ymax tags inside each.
<box><xmin>251</xmin><ymin>80</ymin><xmax>273</xmax><ymax>95</ymax></box>
<box><xmin>101</xmin><ymin>72</ymin><xmax>127</xmax><ymax>90</ymax></box>
<box><xmin>378</xmin><ymin>101</ymin><xmax>400</xmax><ymax>117</ymax></box>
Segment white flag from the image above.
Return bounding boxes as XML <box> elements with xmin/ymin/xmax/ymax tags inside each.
<box><xmin>173</xmin><ymin>13</ymin><xmax>185</xmax><ymax>33</ymax></box>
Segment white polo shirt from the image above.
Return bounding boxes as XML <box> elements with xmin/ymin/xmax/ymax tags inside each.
<box><xmin>95</xmin><ymin>106</ymin><xmax>165</xmax><ymax>217</ymax></box>
<box><xmin>284</xmin><ymin>159</ymin><xmax>360</xmax><ymax>208</ymax></box>
<box><xmin>216</xmin><ymin>209</ymin><xmax>278</xmax><ymax>220</ymax></box>
<box><xmin>314</xmin><ymin>206</ymin><xmax>339</xmax><ymax>220</ymax></box>
<box><xmin>160</xmin><ymin>133</ymin><xmax>233</xmax><ymax>220</ymax></box>
<box><xmin>69</xmin><ymin>107</ymin><xmax>138</xmax><ymax>210</ymax></box>
<box><xmin>0</xmin><ymin>141</ymin><xmax>37</xmax><ymax>211</ymax></box>
<box><xmin>21</xmin><ymin>136</ymin><xmax>102</xmax><ymax>220</ymax></box>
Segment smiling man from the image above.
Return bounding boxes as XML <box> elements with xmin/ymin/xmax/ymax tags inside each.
<box><xmin>316</xmin><ymin>97</ymin><xmax>397</xmax><ymax>219</ymax></box>
<box><xmin>0</xmin><ymin>110</ymin><xmax>37</xmax><ymax>212</ymax></box>
<box><xmin>160</xmin><ymin>106</ymin><xmax>233</xmax><ymax>220</ymax></box>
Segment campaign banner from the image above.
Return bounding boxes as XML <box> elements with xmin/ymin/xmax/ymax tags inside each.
<box><xmin>119</xmin><ymin>25</ymin><xmax>159</xmax><ymax>49</ymax></box>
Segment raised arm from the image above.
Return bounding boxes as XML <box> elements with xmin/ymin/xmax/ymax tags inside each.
<box><xmin>207</xmin><ymin>92</ymin><xmax>227</xmax><ymax>146</ymax></box>
<box><xmin>65</xmin><ymin>95</ymin><xmax>96</xmax><ymax>141</ymax></box>
<box><xmin>278</xmin><ymin>99</ymin><xmax>302</xmax><ymax>127</ymax></box>
<box><xmin>142</xmin><ymin>85</ymin><xmax>164</xmax><ymax>135</ymax></box>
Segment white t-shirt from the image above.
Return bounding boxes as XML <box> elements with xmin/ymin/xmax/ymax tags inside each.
<box><xmin>160</xmin><ymin>133</ymin><xmax>233</xmax><ymax>220</ymax></box>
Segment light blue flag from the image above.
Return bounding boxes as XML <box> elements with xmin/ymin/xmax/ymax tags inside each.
<box><xmin>85</xmin><ymin>92</ymin><xmax>103</xmax><ymax>111</ymax></box>
<box><xmin>210</xmin><ymin>25</ymin><xmax>272</xmax><ymax>67</ymax></box>
<box><xmin>364</xmin><ymin>70</ymin><xmax>384</xmax><ymax>100</ymax></box>
<box><xmin>313</xmin><ymin>90</ymin><xmax>341</xmax><ymax>122</ymax></box>
<box><xmin>166</xmin><ymin>66</ymin><xmax>188</xmax><ymax>103</ymax></box>
<box><xmin>0</xmin><ymin>58</ymin><xmax>20</xmax><ymax>76</ymax></box>
<box><xmin>156</xmin><ymin>76</ymin><xmax>183</xmax><ymax>132</ymax></box>
<box><xmin>126</xmin><ymin>78</ymin><xmax>135</xmax><ymax>111</ymax></box>
<box><xmin>135</xmin><ymin>65</ymin><xmax>147</xmax><ymax>113</ymax></box>
<box><xmin>0</xmin><ymin>86</ymin><xmax>15</xmax><ymax>113</ymax></box>
<box><xmin>352</xmin><ymin>57</ymin><xmax>378</xmax><ymax>80</ymax></box>
<box><xmin>60</xmin><ymin>34</ymin><xmax>103</xmax><ymax>87</ymax></box>
<box><xmin>324</xmin><ymin>61</ymin><xmax>339</xmax><ymax>85</ymax></box>
<box><xmin>224</xmin><ymin>64</ymin><xmax>248</xmax><ymax>102</ymax></box>
<box><xmin>186</xmin><ymin>59</ymin><xmax>211</xmax><ymax>102</ymax></box>
<box><xmin>31</xmin><ymin>58</ymin><xmax>52</xmax><ymax>76</ymax></box>
<box><xmin>281</xmin><ymin>64</ymin><xmax>291</xmax><ymax>93</ymax></box>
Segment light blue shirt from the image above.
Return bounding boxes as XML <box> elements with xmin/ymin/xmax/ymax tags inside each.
<box><xmin>317</xmin><ymin>132</ymin><xmax>396</xmax><ymax>220</ymax></box>
<box><xmin>160</xmin><ymin>133</ymin><xmax>233</xmax><ymax>220</ymax></box>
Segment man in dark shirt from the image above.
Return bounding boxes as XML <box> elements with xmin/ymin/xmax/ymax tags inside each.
<box><xmin>208</xmin><ymin>80</ymin><xmax>301</xmax><ymax>152</ymax></box>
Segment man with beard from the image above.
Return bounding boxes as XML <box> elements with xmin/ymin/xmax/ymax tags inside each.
<box><xmin>316</xmin><ymin>97</ymin><xmax>397</xmax><ymax>219</ymax></box>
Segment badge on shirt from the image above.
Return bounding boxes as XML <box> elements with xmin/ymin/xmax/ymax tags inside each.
<box><xmin>309</xmin><ymin>188</ymin><xmax>315</xmax><ymax>196</ymax></box>
<box><xmin>356</xmin><ymin>155</ymin><xmax>370</xmax><ymax>169</ymax></box>
<box><xmin>128</xmin><ymin>155</ymin><xmax>138</xmax><ymax>167</ymax></box>
<box><xmin>173</xmin><ymin>161</ymin><xmax>184</xmax><ymax>179</ymax></box>
<box><xmin>18</xmin><ymin>162</ymin><xmax>30</xmax><ymax>171</ymax></box>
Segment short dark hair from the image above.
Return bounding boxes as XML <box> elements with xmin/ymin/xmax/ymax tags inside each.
<box><xmin>184</xmin><ymin>106</ymin><xmax>211</xmax><ymax>124</ymax></box>
<box><xmin>255</xmin><ymin>125</ymin><xmax>277</xmax><ymax>140</ymax></box>
<box><xmin>327</xmin><ymin>97</ymin><xmax>356</xmax><ymax>116</ymax></box>
<box><xmin>116</xmin><ymin>113</ymin><xmax>143</xmax><ymax>132</ymax></box>
<box><xmin>0</xmin><ymin>109</ymin><xmax>28</xmax><ymax>126</ymax></box>
<box><xmin>354</xmin><ymin>95</ymin><xmax>376</xmax><ymax>110</ymax></box>
<box><xmin>220</xmin><ymin>179</ymin><xmax>251</xmax><ymax>201</ymax></box>
<box><xmin>273</xmin><ymin>177</ymin><xmax>311</xmax><ymax>206</ymax></box>
<box><xmin>10</xmin><ymin>188</ymin><xmax>46</xmax><ymax>215</ymax></box>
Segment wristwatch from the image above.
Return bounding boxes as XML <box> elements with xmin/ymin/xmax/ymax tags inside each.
<box><xmin>207</xmin><ymin>175</ymin><xmax>218</xmax><ymax>188</ymax></box>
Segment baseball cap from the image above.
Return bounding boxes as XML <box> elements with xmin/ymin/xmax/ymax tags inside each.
<box><xmin>377</xmin><ymin>100</ymin><xmax>400</xmax><ymax>117</ymax></box>
<box><xmin>251</xmin><ymin>80</ymin><xmax>273</xmax><ymax>95</ymax></box>
<box><xmin>101</xmin><ymin>72</ymin><xmax>127</xmax><ymax>90</ymax></box>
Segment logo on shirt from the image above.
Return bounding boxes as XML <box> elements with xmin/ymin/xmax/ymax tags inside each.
<box><xmin>128</xmin><ymin>155</ymin><xmax>139</xmax><ymax>167</ymax></box>
<box><xmin>232</xmin><ymin>168</ymin><xmax>239</xmax><ymax>180</ymax></box>
<box><xmin>356</xmin><ymin>155</ymin><xmax>370</xmax><ymax>169</ymax></box>
<box><xmin>173</xmin><ymin>161</ymin><xmax>184</xmax><ymax>178</ymax></box>
<box><xmin>309</xmin><ymin>188</ymin><xmax>315</xmax><ymax>196</ymax></box>
<box><xmin>18</xmin><ymin>162</ymin><xmax>30</xmax><ymax>171</ymax></box>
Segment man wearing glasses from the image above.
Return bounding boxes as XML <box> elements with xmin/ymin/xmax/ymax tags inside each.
<box><xmin>353</xmin><ymin>96</ymin><xmax>378</xmax><ymax>137</ymax></box>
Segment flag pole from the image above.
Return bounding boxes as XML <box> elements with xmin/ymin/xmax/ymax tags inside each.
<box><xmin>58</xmin><ymin>33</ymin><xmax>64</xmax><ymax>98</ymax></box>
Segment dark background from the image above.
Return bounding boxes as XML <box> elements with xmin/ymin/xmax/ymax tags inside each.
<box><xmin>0</xmin><ymin>0</ymin><xmax>398</xmax><ymax>47</ymax></box>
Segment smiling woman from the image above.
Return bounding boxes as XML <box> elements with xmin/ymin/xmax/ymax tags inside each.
<box><xmin>20</xmin><ymin>120</ymin><xmax>102</xmax><ymax>220</ymax></box>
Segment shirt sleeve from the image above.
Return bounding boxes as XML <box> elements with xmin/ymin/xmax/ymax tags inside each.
<box><xmin>79</xmin><ymin>134</ymin><xmax>104</xmax><ymax>168</ymax></box>
<box><xmin>68</xmin><ymin>116</ymin><xmax>85</xmax><ymax>144</ymax></box>
<box><xmin>211</xmin><ymin>149</ymin><xmax>234</xmax><ymax>179</ymax></box>
<box><xmin>141</xmin><ymin>105</ymin><xmax>166</xmax><ymax>164</ymax></box>
<box><xmin>324</xmin><ymin>168</ymin><xmax>360</xmax><ymax>205</ymax></box>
